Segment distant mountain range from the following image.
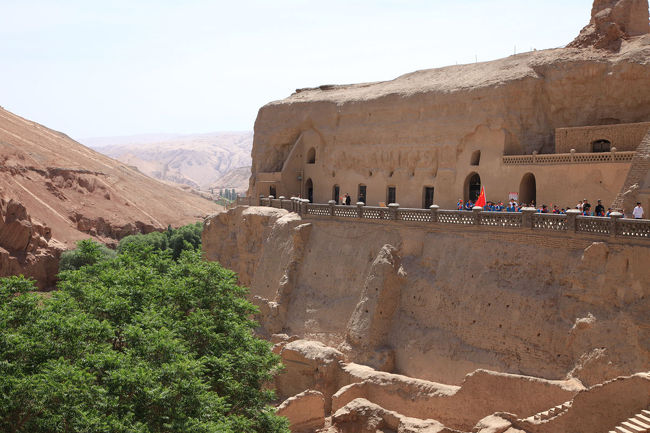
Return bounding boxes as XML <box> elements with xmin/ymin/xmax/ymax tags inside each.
<box><xmin>82</xmin><ymin>132</ymin><xmax>252</xmax><ymax>192</ymax></box>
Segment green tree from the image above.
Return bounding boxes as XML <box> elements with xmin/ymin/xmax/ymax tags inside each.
<box><xmin>58</xmin><ymin>238</ymin><xmax>116</xmax><ymax>271</ymax></box>
<box><xmin>0</xmin><ymin>248</ymin><xmax>288</xmax><ymax>433</ymax></box>
<box><xmin>117</xmin><ymin>230</ymin><xmax>169</xmax><ymax>254</ymax></box>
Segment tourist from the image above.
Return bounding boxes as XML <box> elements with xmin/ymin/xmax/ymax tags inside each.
<box><xmin>457</xmin><ymin>199</ymin><xmax>464</xmax><ymax>210</ymax></box>
<box><xmin>552</xmin><ymin>205</ymin><xmax>560</xmax><ymax>214</ymax></box>
<box><xmin>345</xmin><ymin>193</ymin><xmax>351</xmax><ymax>206</ymax></box>
<box><xmin>506</xmin><ymin>201</ymin><xmax>516</xmax><ymax>212</ymax></box>
<box><xmin>633</xmin><ymin>202</ymin><xmax>644</xmax><ymax>219</ymax></box>
<box><xmin>576</xmin><ymin>200</ymin><xmax>583</xmax><ymax>211</ymax></box>
<box><xmin>540</xmin><ymin>204</ymin><xmax>549</xmax><ymax>213</ymax></box>
<box><xmin>582</xmin><ymin>202</ymin><xmax>592</xmax><ymax>216</ymax></box>
<box><xmin>606</xmin><ymin>208</ymin><xmax>613</xmax><ymax>217</ymax></box>
<box><xmin>595</xmin><ymin>200</ymin><xmax>605</xmax><ymax>217</ymax></box>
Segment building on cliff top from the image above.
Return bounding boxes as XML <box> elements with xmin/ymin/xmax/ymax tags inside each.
<box><xmin>248</xmin><ymin>0</ymin><xmax>650</xmax><ymax>215</ymax></box>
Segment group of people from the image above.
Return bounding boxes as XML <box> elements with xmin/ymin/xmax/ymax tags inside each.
<box><xmin>457</xmin><ymin>198</ymin><xmax>645</xmax><ymax>219</ymax></box>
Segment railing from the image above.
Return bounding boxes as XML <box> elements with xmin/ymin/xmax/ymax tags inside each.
<box><xmin>502</xmin><ymin>150</ymin><xmax>635</xmax><ymax>165</ymax></box>
<box><xmin>248</xmin><ymin>197</ymin><xmax>650</xmax><ymax>241</ymax></box>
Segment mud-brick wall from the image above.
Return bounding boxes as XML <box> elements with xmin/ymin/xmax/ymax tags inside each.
<box><xmin>555</xmin><ymin>122</ymin><xmax>650</xmax><ymax>153</ymax></box>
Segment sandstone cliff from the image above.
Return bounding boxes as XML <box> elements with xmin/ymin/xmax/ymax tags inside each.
<box><xmin>249</xmin><ymin>11</ymin><xmax>650</xmax><ymax>207</ymax></box>
<box><xmin>0</xmin><ymin>106</ymin><xmax>221</xmax><ymax>287</ymax></box>
<box><xmin>204</xmin><ymin>207</ymin><xmax>649</xmax><ymax>387</ymax></box>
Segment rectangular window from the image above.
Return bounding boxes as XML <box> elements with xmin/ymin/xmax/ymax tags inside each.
<box><xmin>358</xmin><ymin>185</ymin><xmax>367</xmax><ymax>204</ymax></box>
<box><xmin>423</xmin><ymin>187</ymin><xmax>434</xmax><ymax>208</ymax></box>
<box><xmin>387</xmin><ymin>186</ymin><xmax>396</xmax><ymax>205</ymax></box>
<box><xmin>333</xmin><ymin>185</ymin><xmax>340</xmax><ymax>204</ymax></box>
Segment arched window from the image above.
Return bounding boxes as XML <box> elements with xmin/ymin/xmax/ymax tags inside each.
<box><xmin>470</xmin><ymin>150</ymin><xmax>481</xmax><ymax>166</ymax></box>
<box><xmin>592</xmin><ymin>140</ymin><xmax>611</xmax><ymax>153</ymax></box>
<box><xmin>306</xmin><ymin>147</ymin><xmax>316</xmax><ymax>164</ymax></box>
<box><xmin>519</xmin><ymin>173</ymin><xmax>536</xmax><ymax>206</ymax></box>
<box><xmin>464</xmin><ymin>172</ymin><xmax>481</xmax><ymax>202</ymax></box>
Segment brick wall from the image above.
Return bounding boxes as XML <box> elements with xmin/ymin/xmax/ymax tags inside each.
<box><xmin>555</xmin><ymin>122</ymin><xmax>650</xmax><ymax>153</ymax></box>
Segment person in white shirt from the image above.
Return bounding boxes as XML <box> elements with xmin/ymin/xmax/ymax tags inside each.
<box><xmin>632</xmin><ymin>202</ymin><xmax>644</xmax><ymax>219</ymax></box>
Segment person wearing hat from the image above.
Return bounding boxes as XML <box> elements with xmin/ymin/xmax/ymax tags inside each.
<box><xmin>595</xmin><ymin>200</ymin><xmax>605</xmax><ymax>217</ymax></box>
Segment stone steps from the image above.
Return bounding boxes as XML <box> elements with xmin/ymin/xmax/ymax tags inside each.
<box><xmin>524</xmin><ymin>400</ymin><xmax>573</xmax><ymax>422</ymax></box>
<box><xmin>609</xmin><ymin>408</ymin><xmax>650</xmax><ymax>433</ymax></box>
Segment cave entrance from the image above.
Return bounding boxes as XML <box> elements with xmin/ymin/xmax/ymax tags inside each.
<box><xmin>305</xmin><ymin>178</ymin><xmax>313</xmax><ymax>203</ymax></box>
<box><xmin>465</xmin><ymin>173</ymin><xmax>481</xmax><ymax>202</ymax></box>
<box><xmin>269</xmin><ymin>185</ymin><xmax>277</xmax><ymax>198</ymax></box>
<box><xmin>519</xmin><ymin>173</ymin><xmax>536</xmax><ymax>206</ymax></box>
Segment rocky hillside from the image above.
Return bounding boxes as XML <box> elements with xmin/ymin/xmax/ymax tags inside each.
<box><xmin>0</xmin><ymin>106</ymin><xmax>221</xmax><ymax>287</ymax></box>
<box><xmin>84</xmin><ymin>132</ymin><xmax>252</xmax><ymax>191</ymax></box>
<box><xmin>210</xmin><ymin>166</ymin><xmax>251</xmax><ymax>193</ymax></box>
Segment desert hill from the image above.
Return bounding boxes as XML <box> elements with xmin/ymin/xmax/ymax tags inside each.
<box><xmin>0</xmin><ymin>106</ymin><xmax>221</xmax><ymax>287</ymax></box>
<box><xmin>84</xmin><ymin>132</ymin><xmax>252</xmax><ymax>191</ymax></box>
<box><xmin>211</xmin><ymin>166</ymin><xmax>252</xmax><ymax>193</ymax></box>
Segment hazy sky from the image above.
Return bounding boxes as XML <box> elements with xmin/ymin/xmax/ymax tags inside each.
<box><xmin>0</xmin><ymin>0</ymin><xmax>593</xmax><ymax>139</ymax></box>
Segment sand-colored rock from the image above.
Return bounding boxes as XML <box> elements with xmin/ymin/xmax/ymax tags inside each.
<box><xmin>247</xmin><ymin>0</ymin><xmax>650</xmax><ymax>212</ymax></box>
<box><xmin>0</xmin><ymin>106</ymin><xmax>220</xmax><ymax>286</ymax></box>
<box><xmin>343</xmin><ymin>244</ymin><xmax>405</xmax><ymax>371</ymax></box>
<box><xmin>277</xmin><ymin>390</ymin><xmax>325</xmax><ymax>433</ymax></box>
<box><xmin>0</xmin><ymin>196</ymin><xmax>63</xmax><ymax>288</ymax></box>
<box><xmin>204</xmin><ymin>207</ymin><xmax>650</xmax><ymax>386</ymax></box>
<box><xmin>275</xmin><ymin>340</ymin><xmax>345</xmax><ymax>413</ymax></box>
<box><xmin>569</xmin><ymin>0</ymin><xmax>650</xmax><ymax>50</ymax></box>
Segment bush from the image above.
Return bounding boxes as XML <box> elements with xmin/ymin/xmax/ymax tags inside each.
<box><xmin>58</xmin><ymin>238</ymin><xmax>116</xmax><ymax>271</ymax></box>
<box><xmin>0</xmin><ymin>247</ymin><xmax>288</xmax><ymax>433</ymax></box>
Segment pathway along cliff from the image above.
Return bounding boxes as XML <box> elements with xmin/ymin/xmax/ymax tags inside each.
<box><xmin>0</xmin><ymin>106</ymin><xmax>220</xmax><ymax>288</ymax></box>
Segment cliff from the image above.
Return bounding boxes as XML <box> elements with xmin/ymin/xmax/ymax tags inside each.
<box><xmin>203</xmin><ymin>207</ymin><xmax>649</xmax><ymax>387</ymax></box>
<box><xmin>0</xmin><ymin>106</ymin><xmax>220</xmax><ymax>287</ymax></box>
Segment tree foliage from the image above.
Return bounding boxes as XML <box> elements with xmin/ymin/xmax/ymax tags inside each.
<box><xmin>58</xmin><ymin>238</ymin><xmax>117</xmax><ymax>271</ymax></box>
<box><xmin>118</xmin><ymin>222</ymin><xmax>203</xmax><ymax>260</ymax></box>
<box><xmin>0</xmin><ymin>247</ymin><xmax>289</xmax><ymax>433</ymax></box>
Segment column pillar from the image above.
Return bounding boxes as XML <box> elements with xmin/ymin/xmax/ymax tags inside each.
<box><xmin>429</xmin><ymin>205</ymin><xmax>439</xmax><ymax>223</ymax></box>
<box><xmin>388</xmin><ymin>203</ymin><xmax>400</xmax><ymax>221</ymax></box>
<box><xmin>521</xmin><ymin>207</ymin><xmax>537</xmax><ymax>229</ymax></box>
<box><xmin>566</xmin><ymin>209</ymin><xmax>580</xmax><ymax>233</ymax></box>
<box><xmin>609</xmin><ymin>211</ymin><xmax>623</xmax><ymax>237</ymax></box>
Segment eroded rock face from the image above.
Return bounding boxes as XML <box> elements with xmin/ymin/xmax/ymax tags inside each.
<box><xmin>204</xmin><ymin>207</ymin><xmax>650</xmax><ymax>386</ymax></box>
<box><xmin>276</xmin><ymin>390</ymin><xmax>325</xmax><ymax>433</ymax></box>
<box><xmin>270</xmin><ymin>338</ymin><xmax>649</xmax><ymax>433</ymax></box>
<box><xmin>569</xmin><ymin>0</ymin><xmax>650</xmax><ymax>50</ymax></box>
<box><xmin>343</xmin><ymin>244</ymin><xmax>405</xmax><ymax>372</ymax></box>
<box><xmin>0</xmin><ymin>196</ymin><xmax>63</xmax><ymax>288</ymax></box>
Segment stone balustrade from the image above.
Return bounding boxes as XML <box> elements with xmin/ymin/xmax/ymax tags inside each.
<box><xmin>248</xmin><ymin>196</ymin><xmax>650</xmax><ymax>240</ymax></box>
<box><xmin>502</xmin><ymin>150</ymin><xmax>635</xmax><ymax>165</ymax></box>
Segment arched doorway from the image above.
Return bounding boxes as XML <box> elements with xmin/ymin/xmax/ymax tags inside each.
<box><xmin>465</xmin><ymin>172</ymin><xmax>481</xmax><ymax>202</ymax></box>
<box><xmin>305</xmin><ymin>178</ymin><xmax>314</xmax><ymax>203</ymax></box>
<box><xmin>519</xmin><ymin>173</ymin><xmax>536</xmax><ymax>206</ymax></box>
<box><xmin>592</xmin><ymin>139</ymin><xmax>611</xmax><ymax>152</ymax></box>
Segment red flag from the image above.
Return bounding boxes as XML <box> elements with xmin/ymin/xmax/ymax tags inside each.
<box><xmin>474</xmin><ymin>186</ymin><xmax>486</xmax><ymax>207</ymax></box>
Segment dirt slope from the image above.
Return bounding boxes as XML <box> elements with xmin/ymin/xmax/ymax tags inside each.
<box><xmin>0</xmin><ymin>106</ymin><xmax>221</xmax><ymax>286</ymax></box>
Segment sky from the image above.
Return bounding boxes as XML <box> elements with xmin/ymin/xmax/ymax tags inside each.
<box><xmin>0</xmin><ymin>0</ymin><xmax>594</xmax><ymax>139</ymax></box>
